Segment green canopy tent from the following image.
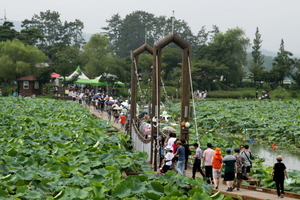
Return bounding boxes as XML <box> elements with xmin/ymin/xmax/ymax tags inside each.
<box><xmin>75</xmin><ymin>78</ymin><xmax>94</xmax><ymax>85</ymax></box>
<box><xmin>90</xmin><ymin>79</ymin><xmax>107</xmax><ymax>86</ymax></box>
<box><xmin>114</xmin><ymin>81</ymin><xmax>125</xmax><ymax>87</ymax></box>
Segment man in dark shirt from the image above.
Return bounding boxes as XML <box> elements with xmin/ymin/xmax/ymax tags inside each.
<box><xmin>220</xmin><ymin>148</ymin><xmax>236</xmax><ymax>192</ymax></box>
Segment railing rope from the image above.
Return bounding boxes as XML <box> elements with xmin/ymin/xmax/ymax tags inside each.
<box><xmin>131</xmin><ymin>120</ymin><xmax>171</xmax><ymax>165</ymax></box>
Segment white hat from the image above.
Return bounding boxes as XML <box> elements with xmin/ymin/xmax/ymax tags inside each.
<box><xmin>165</xmin><ymin>146</ymin><xmax>172</xmax><ymax>151</ymax></box>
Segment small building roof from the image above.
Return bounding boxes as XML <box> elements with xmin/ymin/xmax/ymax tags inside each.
<box><xmin>17</xmin><ymin>75</ymin><xmax>39</xmax><ymax>81</ymax></box>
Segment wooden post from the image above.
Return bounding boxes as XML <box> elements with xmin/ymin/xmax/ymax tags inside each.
<box><xmin>180</xmin><ymin>48</ymin><xmax>191</xmax><ymax>142</ymax></box>
<box><xmin>151</xmin><ymin>47</ymin><xmax>162</xmax><ymax>171</ymax></box>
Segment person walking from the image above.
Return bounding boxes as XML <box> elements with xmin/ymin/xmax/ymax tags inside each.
<box><xmin>173</xmin><ymin>141</ymin><xmax>185</xmax><ymax>175</ymax></box>
<box><xmin>211</xmin><ymin>148</ymin><xmax>223</xmax><ymax>189</ymax></box>
<box><xmin>233</xmin><ymin>147</ymin><xmax>246</xmax><ymax>191</ymax></box>
<box><xmin>166</xmin><ymin>132</ymin><xmax>177</xmax><ymax>152</ymax></box>
<box><xmin>240</xmin><ymin>144</ymin><xmax>252</xmax><ymax>176</ymax></box>
<box><xmin>180</xmin><ymin>139</ymin><xmax>191</xmax><ymax>171</ymax></box>
<box><xmin>272</xmin><ymin>155</ymin><xmax>289</xmax><ymax>198</ymax></box>
<box><xmin>220</xmin><ymin>148</ymin><xmax>236</xmax><ymax>192</ymax></box>
<box><xmin>119</xmin><ymin>114</ymin><xmax>127</xmax><ymax>130</ymax></box>
<box><xmin>107</xmin><ymin>104</ymin><xmax>113</xmax><ymax>122</ymax></box>
<box><xmin>202</xmin><ymin>143</ymin><xmax>215</xmax><ymax>184</ymax></box>
<box><xmin>192</xmin><ymin>143</ymin><xmax>206</xmax><ymax>179</ymax></box>
<box><xmin>113</xmin><ymin>110</ymin><xmax>120</xmax><ymax>123</ymax></box>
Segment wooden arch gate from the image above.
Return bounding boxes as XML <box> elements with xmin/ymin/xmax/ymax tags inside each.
<box><xmin>151</xmin><ymin>33</ymin><xmax>191</xmax><ymax>170</ymax></box>
<box><xmin>130</xmin><ymin>44</ymin><xmax>153</xmax><ymax>135</ymax></box>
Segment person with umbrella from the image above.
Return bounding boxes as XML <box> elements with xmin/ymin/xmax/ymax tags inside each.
<box><xmin>107</xmin><ymin>104</ymin><xmax>113</xmax><ymax>121</ymax></box>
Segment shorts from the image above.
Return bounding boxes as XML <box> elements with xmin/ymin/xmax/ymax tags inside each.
<box><xmin>212</xmin><ymin>168</ymin><xmax>221</xmax><ymax>179</ymax></box>
<box><xmin>224</xmin><ymin>172</ymin><xmax>235</xmax><ymax>181</ymax></box>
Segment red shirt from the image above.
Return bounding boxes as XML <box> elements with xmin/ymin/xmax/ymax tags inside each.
<box><xmin>172</xmin><ymin>144</ymin><xmax>179</xmax><ymax>154</ymax></box>
<box><xmin>119</xmin><ymin>115</ymin><xmax>126</xmax><ymax>124</ymax></box>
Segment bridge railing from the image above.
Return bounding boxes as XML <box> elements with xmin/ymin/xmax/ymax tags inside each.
<box><xmin>131</xmin><ymin>120</ymin><xmax>151</xmax><ymax>162</ymax></box>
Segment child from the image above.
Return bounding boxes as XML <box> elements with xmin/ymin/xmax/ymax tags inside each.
<box><xmin>272</xmin><ymin>155</ymin><xmax>289</xmax><ymax>198</ymax></box>
<box><xmin>160</xmin><ymin>146</ymin><xmax>174</xmax><ymax>173</ymax></box>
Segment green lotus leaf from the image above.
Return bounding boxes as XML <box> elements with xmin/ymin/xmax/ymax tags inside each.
<box><xmin>112</xmin><ymin>181</ymin><xmax>132</xmax><ymax>198</ymax></box>
<box><xmin>65</xmin><ymin>187</ymin><xmax>89</xmax><ymax>199</ymax></box>
<box><xmin>0</xmin><ymin>164</ymin><xmax>10</xmax><ymax>174</ymax></box>
<box><xmin>144</xmin><ymin>192</ymin><xmax>161</xmax><ymax>200</ymax></box>
<box><xmin>7</xmin><ymin>148</ymin><xmax>18</xmax><ymax>157</ymax></box>
<box><xmin>163</xmin><ymin>183</ymin><xmax>178</xmax><ymax>196</ymax></box>
<box><xmin>124</xmin><ymin>176</ymin><xmax>147</xmax><ymax>194</ymax></box>
<box><xmin>0</xmin><ymin>188</ymin><xmax>7</xmax><ymax>197</ymax></box>
<box><xmin>99</xmin><ymin>153</ymin><xmax>113</xmax><ymax>161</ymax></box>
<box><xmin>191</xmin><ymin>192</ymin><xmax>211</xmax><ymax>200</ymax></box>
<box><xmin>188</xmin><ymin>186</ymin><xmax>203</xmax><ymax>196</ymax></box>
<box><xmin>16</xmin><ymin>170</ymin><xmax>35</xmax><ymax>181</ymax></box>
<box><xmin>210</xmin><ymin>191</ymin><xmax>224</xmax><ymax>200</ymax></box>
<box><xmin>23</xmin><ymin>190</ymin><xmax>43</xmax><ymax>199</ymax></box>
<box><xmin>16</xmin><ymin>185</ymin><xmax>28</xmax><ymax>194</ymax></box>
<box><xmin>93</xmin><ymin>184</ymin><xmax>108</xmax><ymax>198</ymax></box>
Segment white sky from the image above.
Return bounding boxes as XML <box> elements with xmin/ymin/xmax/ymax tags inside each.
<box><xmin>2</xmin><ymin>0</ymin><xmax>300</xmax><ymax>55</ymax></box>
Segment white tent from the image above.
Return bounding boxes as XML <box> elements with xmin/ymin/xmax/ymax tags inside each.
<box><xmin>67</xmin><ymin>71</ymin><xmax>89</xmax><ymax>80</ymax></box>
<box><xmin>67</xmin><ymin>66</ymin><xmax>89</xmax><ymax>80</ymax></box>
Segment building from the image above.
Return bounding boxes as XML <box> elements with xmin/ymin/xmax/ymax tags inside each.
<box><xmin>17</xmin><ymin>75</ymin><xmax>42</xmax><ymax>96</ymax></box>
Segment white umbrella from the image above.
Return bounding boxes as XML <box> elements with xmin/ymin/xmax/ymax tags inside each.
<box><xmin>121</xmin><ymin>102</ymin><xmax>129</xmax><ymax>107</ymax></box>
<box><xmin>113</xmin><ymin>106</ymin><xmax>123</xmax><ymax>110</ymax></box>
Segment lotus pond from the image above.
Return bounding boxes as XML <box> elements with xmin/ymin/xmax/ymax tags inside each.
<box><xmin>165</xmin><ymin>100</ymin><xmax>300</xmax><ymax>193</ymax></box>
<box><xmin>0</xmin><ymin>97</ymin><xmax>225</xmax><ymax>200</ymax></box>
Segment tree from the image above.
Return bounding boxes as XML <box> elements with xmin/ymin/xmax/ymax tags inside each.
<box><xmin>17</xmin><ymin>28</ymin><xmax>44</xmax><ymax>46</ymax></box>
<box><xmin>291</xmin><ymin>59</ymin><xmax>300</xmax><ymax>88</ymax></box>
<box><xmin>102</xmin><ymin>14</ymin><xmax>123</xmax><ymax>57</ymax></box>
<box><xmin>80</xmin><ymin>34</ymin><xmax>111</xmax><ymax>77</ymax></box>
<box><xmin>0</xmin><ymin>21</ymin><xmax>18</xmax><ymax>42</ymax></box>
<box><xmin>136</xmin><ymin>53</ymin><xmax>153</xmax><ymax>84</ymax></box>
<box><xmin>249</xmin><ymin>27</ymin><xmax>265</xmax><ymax>86</ymax></box>
<box><xmin>271</xmin><ymin>39</ymin><xmax>295</xmax><ymax>88</ymax></box>
<box><xmin>196</xmin><ymin>26</ymin><xmax>209</xmax><ymax>46</ymax></box>
<box><xmin>192</xmin><ymin>59</ymin><xmax>228</xmax><ymax>91</ymax></box>
<box><xmin>161</xmin><ymin>47</ymin><xmax>182</xmax><ymax>81</ymax></box>
<box><xmin>54</xmin><ymin>45</ymin><xmax>81</xmax><ymax>78</ymax></box>
<box><xmin>102</xmin><ymin>11</ymin><xmax>197</xmax><ymax>58</ymax></box>
<box><xmin>0</xmin><ymin>39</ymin><xmax>46</xmax><ymax>83</ymax></box>
<box><xmin>195</xmin><ymin>28</ymin><xmax>250</xmax><ymax>87</ymax></box>
<box><xmin>21</xmin><ymin>10</ymin><xmax>84</xmax><ymax>62</ymax></box>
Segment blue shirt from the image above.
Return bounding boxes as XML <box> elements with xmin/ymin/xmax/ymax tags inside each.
<box><xmin>176</xmin><ymin>146</ymin><xmax>186</xmax><ymax>161</ymax></box>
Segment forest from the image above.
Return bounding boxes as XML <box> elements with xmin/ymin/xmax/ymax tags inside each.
<box><xmin>1</xmin><ymin>10</ymin><xmax>300</xmax><ymax>92</ymax></box>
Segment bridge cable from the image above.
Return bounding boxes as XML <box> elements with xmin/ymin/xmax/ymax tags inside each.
<box><xmin>187</xmin><ymin>56</ymin><xmax>200</xmax><ymax>145</ymax></box>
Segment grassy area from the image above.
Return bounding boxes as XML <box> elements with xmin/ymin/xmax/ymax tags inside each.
<box><xmin>207</xmin><ymin>87</ymin><xmax>299</xmax><ymax>101</ymax></box>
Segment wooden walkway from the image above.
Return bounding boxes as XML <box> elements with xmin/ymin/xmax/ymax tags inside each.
<box><xmin>89</xmin><ymin>107</ymin><xmax>300</xmax><ymax>200</ymax></box>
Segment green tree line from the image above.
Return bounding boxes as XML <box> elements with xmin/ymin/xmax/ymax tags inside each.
<box><xmin>1</xmin><ymin>10</ymin><xmax>300</xmax><ymax>92</ymax></box>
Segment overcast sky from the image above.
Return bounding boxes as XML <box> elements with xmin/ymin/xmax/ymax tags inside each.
<box><xmin>2</xmin><ymin>0</ymin><xmax>300</xmax><ymax>55</ymax></box>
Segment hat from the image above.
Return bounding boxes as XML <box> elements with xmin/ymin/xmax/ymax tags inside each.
<box><xmin>165</xmin><ymin>146</ymin><xmax>172</xmax><ymax>151</ymax></box>
<box><xmin>276</xmin><ymin>155</ymin><xmax>283</xmax><ymax>161</ymax></box>
<box><xmin>226</xmin><ymin>148</ymin><xmax>231</xmax><ymax>153</ymax></box>
<box><xmin>214</xmin><ymin>148</ymin><xmax>221</xmax><ymax>155</ymax></box>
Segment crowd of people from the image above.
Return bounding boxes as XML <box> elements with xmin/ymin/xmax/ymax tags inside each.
<box><xmin>193</xmin><ymin>90</ymin><xmax>208</xmax><ymax>100</ymax></box>
<box><xmin>159</xmin><ymin>136</ymin><xmax>289</xmax><ymax>198</ymax></box>
<box><xmin>69</xmin><ymin>87</ymin><xmax>130</xmax><ymax>131</ymax></box>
